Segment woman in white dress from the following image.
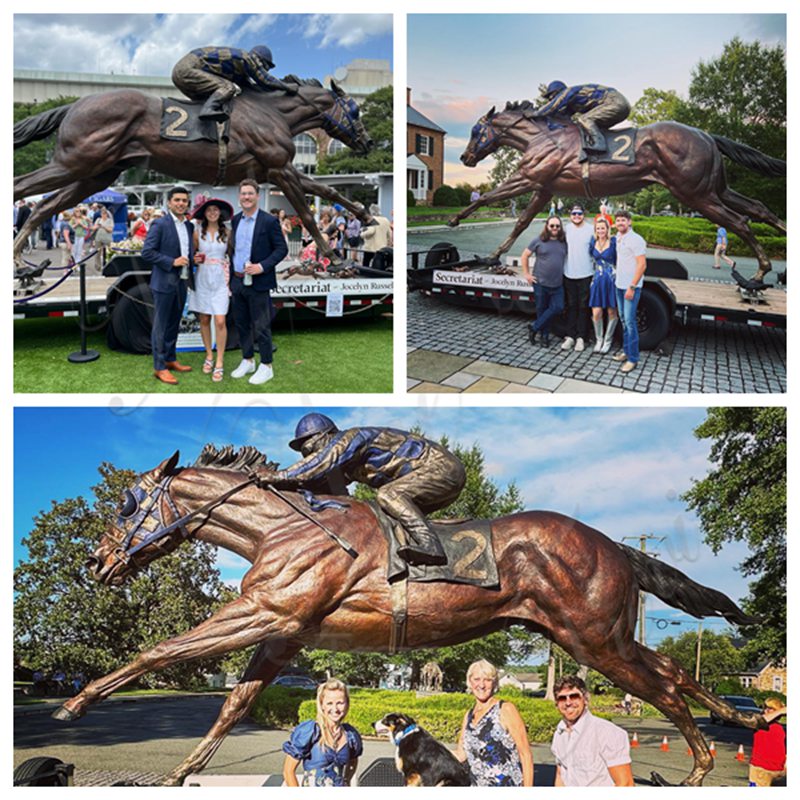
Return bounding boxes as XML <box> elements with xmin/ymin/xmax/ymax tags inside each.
<box><xmin>188</xmin><ymin>198</ymin><xmax>233</xmax><ymax>383</ymax></box>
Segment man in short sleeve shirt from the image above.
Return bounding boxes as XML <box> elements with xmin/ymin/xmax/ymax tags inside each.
<box><xmin>612</xmin><ymin>210</ymin><xmax>647</xmax><ymax>374</ymax></box>
<box><xmin>551</xmin><ymin>675</ymin><xmax>634</xmax><ymax>787</ymax></box>
<box><xmin>562</xmin><ymin>204</ymin><xmax>595</xmax><ymax>352</ymax></box>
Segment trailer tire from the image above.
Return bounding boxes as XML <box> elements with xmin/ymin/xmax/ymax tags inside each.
<box><xmin>424</xmin><ymin>242</ymin><xmax>459</xmax><ymax>268</ymax></box>
<box><xmin>14</xmin><ymin>757</ymin><xmax>69</xmax><ymax>786</ymax></box>
<box><xmin>637</xmin><ymin>291</ymin><xmax>670</xmax><ymax>350</ymax></box>
<box><xmin>108</xmin><ymin>282</ymin><xmax>154</xmax><ymax>354</ymax></box>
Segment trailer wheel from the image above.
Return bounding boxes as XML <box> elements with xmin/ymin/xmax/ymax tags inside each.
<box><xmin>108</xmin><ymin>282</ymin><xmax>154</xmax><ymax>354</ymax></box>
<box><xmin>14</xmin><ymin>757</ymin><xmax>70</xmax><ymax>786</ymax></box>
<box><xmin>637</xmin><ymin>291</ymin><xmax>670</xmax><ymax>350</ymax></box>
<box><xmin>424</xmin><ymin>242</ymin><xmax>460</xmax><ymax>268</ymax></box>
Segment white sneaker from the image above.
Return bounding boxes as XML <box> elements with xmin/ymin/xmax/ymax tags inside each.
<box><xmin>248</xmin><ymin>363</ymin><xmax>274</xmax><ymax>385</ymax></box>
<box><xmin>574</xmin><ymin>337</ymin><xmax>585</xmax><ymax>352</ymax></box>
<box><xmin>231</xmin><ymin>359</ymin><xmax>256</xmax><ymax>379</ymax></box>
<box><xmin>561</xmin><ymin>336</ymin><xmax>575</xmax><ymax>350</ymax></box>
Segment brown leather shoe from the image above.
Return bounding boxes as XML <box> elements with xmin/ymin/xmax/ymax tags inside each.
<box><xmin>154</xmin><ymin>369</ymin><xmax>178</xmax><ymax>385</ymax></box>
<box><xmin>165</xmin><ymin>361</ymin><xmax>192</xmax><ymax>372</ymax></box>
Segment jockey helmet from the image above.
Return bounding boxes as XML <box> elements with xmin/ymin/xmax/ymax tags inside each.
<box><xmin>544</xmin><ymin>80</ymin><xmax>567</xmax><ymax>98</ymax></box>
<box><xmin>251</xmin><ymin>45</ymin><xmax>275</xmax><ymax>69</ymax></box>
<box><xmin>289</xmin><ymin>413</ymin><xmax>339</xmax><ymax>451</ymax></box>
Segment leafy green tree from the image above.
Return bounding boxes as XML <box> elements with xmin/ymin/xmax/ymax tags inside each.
<box><xmin>657</xmin><ymin>630</ymin><xmax>745</xmax><ymax>690</ymax></box>
<box><xmin>681</xmin><ymin>408</ymin><xmax>786</xmax><ymax>663</ymax></box>
<box><xmin>317</xmin><ymin>86</ymin><xmax>392</xmax><ymax>175</ymax></box>
<box><xmin>14</xmin><ymin>463</ymin><xmax>231</xmax><ymax>688</ymax></box>
<box><xmin>629</xmin><ymin>88</ymin><xmax>683</xmax><ymax>126</ymax></box>
<box><xmin>14</xmin><ymin>97</ymin><xmax>78</xmax><ymax>178</ymax></box>
<box><xmin>675</xmin><ymin>37</ymin><xmax>786</xmax><ymax>217</ymax></box>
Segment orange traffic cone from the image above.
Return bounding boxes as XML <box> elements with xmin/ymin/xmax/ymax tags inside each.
<box><xmin>630</xmin><ymin>732</ymin><xmax>640</xmax><ymax>748</ymax></box>
<box><xmin>736</xmin><ymin>744</ymin><xmax>746</xmax><ymax>762</ymax></box>
<box><xmin>660</xmin><ymin>736</ymin><xmax>670</xmax><ymax>752</ymax></box>
<box><xmin>687</xmin><ymin>745</ymin><xmax>693</xmax><ymax>756</ymax></box>
<box><xmin>709</xmin><ymin>741</ymin><xmax>717</xmax><ymax>757</ymax></box>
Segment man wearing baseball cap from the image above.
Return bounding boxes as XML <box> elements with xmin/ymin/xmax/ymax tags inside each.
<box><xmin>561</xmin><ymin>204</ymin><xmax>594</xmax><ymax>352</ymax></box>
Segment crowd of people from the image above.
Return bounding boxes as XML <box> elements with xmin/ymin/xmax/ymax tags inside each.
<box><xmin>522</xmin><ymin>204</ymin><xmax>647</xmax><ymax>375</ymax></box>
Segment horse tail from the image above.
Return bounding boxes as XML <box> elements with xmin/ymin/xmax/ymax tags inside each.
<box><xmin>14</xmin><ymin>103</ymin><xmax>73</xmax><ymax>150</ymax></box>
<box><xmin>711</xmin><ymin>134</ymin><xmax>786</xmax><ymax>178</ymax></box>
<box><xmin>617</xmin><ymin>543</ymin><xmax>758</xmax><ymax>625</ymax></box>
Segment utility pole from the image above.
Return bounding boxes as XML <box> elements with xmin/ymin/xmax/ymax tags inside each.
<box><xmin>695</xmin><ymin>621</ymin><xmax>704</xmax><ymax>682</ymax></box>
<box><xmin>622</xmin><ymin>534</ymin><xmax>665</xmax><ymax>646</ymax></box>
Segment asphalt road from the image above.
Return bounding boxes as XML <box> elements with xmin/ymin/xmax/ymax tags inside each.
<box><xmin>14</xmin><ymin>695</ymin><xmax>759</xmax><ymax>786</ymax></box>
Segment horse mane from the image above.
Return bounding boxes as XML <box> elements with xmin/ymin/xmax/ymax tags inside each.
<box><xmin>504</xmin><ymin>100</ymin><xmax>535</xmax><ymax>112</ymax></box>
<box><xmin>193</xmin><ymin>444</ymin><xmax>279</xmax><ymax>472</ymax></box>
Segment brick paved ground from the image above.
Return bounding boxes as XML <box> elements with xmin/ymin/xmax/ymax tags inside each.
<box><xmin>407</xmin><ymin>291</ymin><xmax>786</xmax><ymax>394</ymax></box>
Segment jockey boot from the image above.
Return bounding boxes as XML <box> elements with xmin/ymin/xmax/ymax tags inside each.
<box><xmin>601</xmin><ymin>317</ymin><xmax>618</xmax><ymax>354</ymax></box>
<box><xmin>592</xmin><ymin>318</ymin><xmax>604</xmax><ymax>353</ymax></box>
<box><xmin>576</xmin><ymin>116</ymin><xmax>606</xmax><ymax>152</ymax></box>
<box><xmin>199</xmin><ymin>88</ymin><xmax>237</xmax><ymax>121</ymax></box>
<box><xmin>396</xmin><ymin>520</ymin><xmax>447</xmax><ymax>567</ymax></box>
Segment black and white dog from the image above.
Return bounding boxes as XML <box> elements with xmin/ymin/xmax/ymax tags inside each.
<box><xmin>373</xmin><ymin>712</ymin><xmax>471</xmax><ymax>787</ymax></box>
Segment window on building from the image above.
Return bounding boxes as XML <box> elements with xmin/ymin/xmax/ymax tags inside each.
<box><xmin>415</xmin><ymin>133</ymin><xmax>434</xmax><ymax>157</ymax></box>
<box><xmin>292</xmin><ymin>134</ymin><xmax>318</xmax><ymax>175</ymax></box>
<box><xmin>328</xmin><ymin>139</ymin><xmax>347</xmax><ymax>156</ymax></box>
<box><xmin>772</xmin><ymin>675</ymin><xmax>783</xmax><ymax>692</ymax></box>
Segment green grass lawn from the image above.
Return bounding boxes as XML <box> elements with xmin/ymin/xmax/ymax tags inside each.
<box><xmin>14</xmin><ymin>315</ymin><xmax>393</xmax><ymax>394</ymax></box>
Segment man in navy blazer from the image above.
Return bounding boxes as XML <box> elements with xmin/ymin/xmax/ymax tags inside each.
<box><xmin>229</xmin><ymin>179</ymin><xmax>288</xmax><ymax>385</ymax></box>
<box><xmin>141</xmin><ymin>186</ymin><xmax>195</xmax><ymax>385</ymax></box>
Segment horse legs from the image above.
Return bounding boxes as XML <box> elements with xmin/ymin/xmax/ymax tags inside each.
<box><xmin>447</xmin><ymin>170</ymin><xmax>535</xmax><ymax>227</ymax></box>
<box><xmin>599</xmin><ymin>644</ymin><xmax>715</xmax><ymax>786</ymax></box>
<box><xmin>722</xmin><ymin>188</ymin><xmax>786</xmax><ymax>235</ymax></box>
<box><xmin>269</xmin><ymin>167</ymin><xmax>341</xmax><ymax>265</ymax></box>
<box><xmin>162</xmin><ymin>638</ymin><xmax>304</xmax><ymax>786</ymax></box>
<box><xmin>53</xmin><ymin>594</ymin><xmax>300</xmax><ymax>722</ymax></box>
<box><xmin>290</xmin><ymin>169</ymin><xmax>373</xmax><ymax>227</ymax></box>
<box><xmin>488</xmin><ymin>189</ymin><xmax>552</xmax><ymax>261</ymax></box>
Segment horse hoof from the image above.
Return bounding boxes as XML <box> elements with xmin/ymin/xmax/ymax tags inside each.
<box><xmin>51</xmin><ymin>705</ymin><xmax>81</xmax><ymax>722</ymax></box>
<box><xmin>447</xmin><ymin>219</ymin><xmax>459</xmax><ymax>228</ymax></box>
<box><xmin>650</xmin><ymin>771</ymin><xmax>673</xmax><ymax>786</ymax></box>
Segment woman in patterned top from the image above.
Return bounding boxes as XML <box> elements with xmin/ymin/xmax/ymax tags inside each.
<box><xmin>282</xmin><ymin>678</ymin><xmax>362</xmax><ymax>786</ymax></box>
<box><xmin>455</xmin><ymin>659</ymin><xmax>534</xmax><ymax>786</ymax></box>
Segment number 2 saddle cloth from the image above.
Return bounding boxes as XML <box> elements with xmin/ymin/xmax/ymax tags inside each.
<box><xmin>160</xmin><ymin>97</ymin><xmax>233</xmax><ymax>143</ymax></box>
<box><xmin>370</xmin><ymin>502</ymin><xmax>500</xmax><ymax>589</ymax></box>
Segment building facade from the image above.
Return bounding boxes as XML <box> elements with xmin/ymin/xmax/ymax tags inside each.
<box><xmin>406</xmin><ymin>88</ymin><xmax>446</xmax><ymax>205</ymax></box>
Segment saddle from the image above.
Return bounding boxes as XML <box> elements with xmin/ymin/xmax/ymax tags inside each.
<box><xmin>160</xmin><ymin>98</ymin><xmax>233</xmax><ymax>185</ymax></box>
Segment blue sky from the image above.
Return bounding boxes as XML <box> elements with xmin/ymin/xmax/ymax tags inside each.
<box><xmin>14</xmin><ymin>406</ymin><xmax>764</xmax><ymax>648</ymax></box>
<box><xmin>13</xmin><ymin>14</ymin><xmax>392</xmax><ymax>78</ymax></box>
<box><xmin>408</xmin><ymin>13</ymin><xmax>786</xmax><ymax>184</ymax></box>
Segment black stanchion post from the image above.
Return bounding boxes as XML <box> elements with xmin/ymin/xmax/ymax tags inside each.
<box><xmin>68</xmin><ymin>254</ymin><xmax>100</xmax><ymax>364</ymax></box>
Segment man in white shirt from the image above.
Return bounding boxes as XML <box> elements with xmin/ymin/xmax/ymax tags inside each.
<box><xmin>562</xmin><ymin>204</ymin><xmax>594</xmax><ymax>351</ymax></box>
<box><xmin>612</xmin><ymin>210</ymin><xmax>648</xmax><ymax>374</ymax></box>
<box><xmin>551</xmin><ymin>675</ymin><xmax>634</xmax><ymax>787</ymax></box>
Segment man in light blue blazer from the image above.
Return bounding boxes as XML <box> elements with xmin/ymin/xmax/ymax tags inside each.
<box><xmin>141</xmin><ymin>186</ymin><xmax>195</xmax><ymax>385</ymax></box>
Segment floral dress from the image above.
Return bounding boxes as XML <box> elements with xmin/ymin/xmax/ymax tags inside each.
<box><xmin>282</xmin><ymin>719</ymin><xmax>363</xmax><ymax>786</ymax></box>
<box><xmin>463</xmin><ymin>701</ymin><xmax>524</xmax><ymax>786</ymax></box>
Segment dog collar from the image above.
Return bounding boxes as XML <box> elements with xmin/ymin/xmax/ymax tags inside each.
<box><xmin>392</xmin><ymin>724</ymin><xmax>419</xmax><ymax>744</ymax></box>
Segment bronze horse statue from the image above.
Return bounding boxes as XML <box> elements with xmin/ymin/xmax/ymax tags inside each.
<box><xmin>13</xmin><ymin>80</ymin><xmax>372</xmax><ymax>265</ymax></box>
<box><xmin>55</xmin><ymin>446</ymin><xmax>766</xmax><ymax>786</ymax></box>
<box><xmin>453</xmin><ymin>103</ymin><xmax>785</xmax><ymax>279</ymax></box>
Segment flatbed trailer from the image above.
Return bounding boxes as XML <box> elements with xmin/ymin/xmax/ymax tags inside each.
<box><xmin>14</xmin><ymin>256</ymin><xmax>393</xmax><ymax>351</ymax></box>
<box><xmin>407</xmin><ymin>245</ymin><xmax>785</xmax><ymax>351</ymax></box>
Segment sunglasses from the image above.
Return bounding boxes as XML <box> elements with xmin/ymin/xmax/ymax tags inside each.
<box><xmin>570</xmin><ymin>211</ymin><xmax>585</xmax><ymax>216</ymax></box>
<box><xmin>556</xmin><ymin>691</ymin><xmax>584</xmax><ymax>703</ymax></box>
<box><xmin>548</xmin><ymin>224</ymin><xmax>562</xmax><ymax>229</ymax></box>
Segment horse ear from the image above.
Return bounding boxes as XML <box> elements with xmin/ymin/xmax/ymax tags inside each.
<box><xmin>158</xmin><ymin>450</ymin><xmax>181</xmax><ymax>477</ymax></box>
<box><xmin>488</xmin><ymin>105</ymin><xmax>496</xmax><ymax>119</ymax></box>
<box><xmin>330</xmin><ymin>79</ymin><xmax>345</xmax><ymax>97</ymax></box>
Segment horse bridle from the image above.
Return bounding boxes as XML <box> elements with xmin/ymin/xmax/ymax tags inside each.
<box><xmin>472</xmin><ymin>112</ymin><xmax>537</xmax><ymax>158</ymax></box>
<box><xmin>108</xmin><ymin>472</ymin><xmax>259</xmax><ymax>567</ymax></box>
<box><xmin>322</xmin><ymin>92</ymin><xmax>365</xmax><ymax>147</ymax></box>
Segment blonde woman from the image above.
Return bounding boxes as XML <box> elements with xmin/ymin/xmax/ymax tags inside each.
<box><xmin>282</xmin><ymin>678</ymin><xmax>362</xmax><ymax>786</ymax></box>
<box><xmin>456</xmin><ymin>659</ymin><xmax>534</xmax><ymax>786</ymax></box>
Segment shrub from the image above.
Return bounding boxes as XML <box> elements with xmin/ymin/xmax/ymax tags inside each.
<box><xmin>407</xmin><ymin>189</ymin><xmax>416</xmax><ymax>208</ymax></box>
<box><xmin>432</xmin><ymin>185</ymin><xmax>461</xmax><ymax>207</ymax></box>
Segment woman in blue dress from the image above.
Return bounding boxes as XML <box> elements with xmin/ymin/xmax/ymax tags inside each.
<box><xmin>282</xmin><ymin>678</ymin><xmax>362</xmax><ymax>786</ymax></box>
<box><xmin>455</xmin><ymin>660</ymin><xmax>533</xmax><ymax>786</ymax></box>
<box><xmin>588</xmin><ymin>217</ymin><xmax>618</xmax><ymax>353</ymax></box>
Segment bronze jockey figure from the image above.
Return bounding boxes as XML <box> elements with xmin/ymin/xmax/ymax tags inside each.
<box><xmin>265</xmin><ymin>413</ymin><xmax>467</xmax><ymax>567</ymax></box>
<box><xmin>532</xmin><ymin>81</ymin><xmax>630</xmax><ymax>152</ymax></box>
<box><xmin>172</xmin><ymin>45</ymin><xmax>296</xmax><ymax>121</ymax></box>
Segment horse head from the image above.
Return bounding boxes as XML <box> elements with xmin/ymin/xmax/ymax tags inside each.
<box><xmin>461</xmin><ymin>106</ymin><xmax>500</xmax><ymax>167</ymax></box>
<box><xmin>320</xmin><ymin>80</ymin><xmax>372</xmax><ymax>156</ymax></box>
<box><xmin>86</xmin><ymin>451</ymin><xmax>188</xmax><ymax>586</ymax></box>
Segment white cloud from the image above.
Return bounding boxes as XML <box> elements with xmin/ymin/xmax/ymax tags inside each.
<box><xmin>301</xmin><ymin>14</ymin><xmax>392</xmax><ymax>49</ymax></box>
